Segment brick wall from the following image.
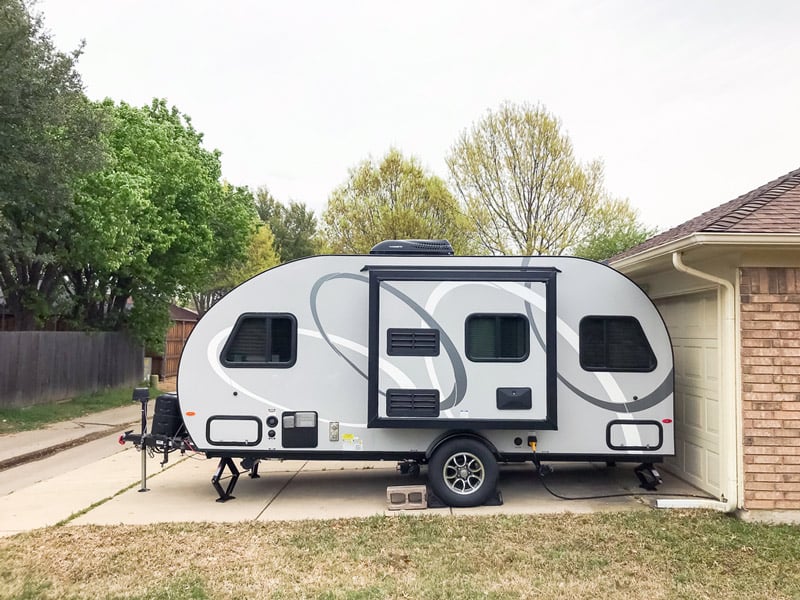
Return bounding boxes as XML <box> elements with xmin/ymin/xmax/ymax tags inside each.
<box><xmin>740</xmin><ymin>267</ymin><xmax>800</xmax><ymax>510</ymax></box>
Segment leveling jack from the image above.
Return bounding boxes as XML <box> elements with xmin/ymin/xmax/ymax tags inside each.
<box><xmin>209</xmin><ymin>457</ymin><xmax>262</xmax><ymax>502</ymax></box>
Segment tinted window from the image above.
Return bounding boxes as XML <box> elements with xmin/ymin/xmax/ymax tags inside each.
<box><xmin>223</xmin><ymin>314</ymin><xmax>296</xmax><ymax>367</ymax></box>
<box><xmin>466</xmin><ymin>314</ymin><xmax>529</xmax><ymax>362</ymax></box>
<box><xmin>579</xmin><ymin>316</ymin><xmax>656</xmax><ymax>372</ymax></box>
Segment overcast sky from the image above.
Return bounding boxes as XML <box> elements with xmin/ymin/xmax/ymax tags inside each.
<box><xmin>38</xmin><ymin>0</ymin><xmax>800</xmax><ymax>230</ymax></box>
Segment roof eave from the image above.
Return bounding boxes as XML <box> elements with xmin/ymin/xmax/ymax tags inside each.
<box><xmin>609</xmin><ymin>233</ymin><xmax>800</xmax><ymax>272</ymax></box>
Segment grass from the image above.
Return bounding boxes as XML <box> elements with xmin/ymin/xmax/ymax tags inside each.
<box><xmin>0</xmin><ymin>511</ymin><xmax>798</xmax><ymax>599</ymax></box>
<box><xmin>0</xmin><ymin>383</ymin><xmax>160</xmax><ymax>434</ymax></box>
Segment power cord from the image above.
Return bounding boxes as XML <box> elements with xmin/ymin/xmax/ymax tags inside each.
<box><xmin>534</xmin><ymin>463</ymin><xmax>717</xmax><ymax>501</ymax></box>
<box><xmin>527</xmin><ymin>437</ymin><xmax>716</xmax><ymax>501</ymax></box>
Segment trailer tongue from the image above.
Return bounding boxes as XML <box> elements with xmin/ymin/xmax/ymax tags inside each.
<box><xmin>120</xmin><ymin>389</ymin><xmax>193</xmax><ymax>493</ymax></box>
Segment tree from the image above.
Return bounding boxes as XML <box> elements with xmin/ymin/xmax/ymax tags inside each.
<box><xmin>446</xmin><ymin>102</ymin><xmax>604</xmax><ymax>256</ymax></box>
<box><xmin>192</xmin><ymin>218</ymin><xmax>280</xmax><ymax>316</ymax></box>
<box><xmin>572</xmin><ymin>198</ymin><xmax>656</xmax><ymax>262</ymax></box>
<box><xmin>255</xmin><ymin>187</ymin><xmax>319</xmax><ymax>262</ymax></box>
<box><xmin>322</xmin><ymin>148</ymin><xmax>478</xmax><ymax>254</ymax></box>
<box><xmin>66</xmin><ymin>100</ymin><xmax>257</xmax><ymax>347</ymax></box>
<box><xmin>0</xmin><ymin>0</ymin><xmax>106</xmax><ymax>329</ymax></box>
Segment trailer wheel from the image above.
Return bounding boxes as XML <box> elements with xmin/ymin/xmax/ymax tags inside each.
<box><xmin>428</xmin><ymin>438</ymin><xmax>498</xmax><ymax>507</ymax></box>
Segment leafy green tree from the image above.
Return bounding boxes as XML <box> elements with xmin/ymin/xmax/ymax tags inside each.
<box><xmin>67</xmin><ymin>100</ymin><xmax>256</xmax><ymax>347</ymax></box>
<box><xmin>254</xmin><ymin>187</ymin><xmax>320</xmax><ymax>262</ymax></box>
<box><xmin>0</xmin><ymin>0</ymin><xmax>106</xmax><ymax>329</ymax></box>
<box><xmin>322</xmin><ymin>148</ymin><xmax>478</xmax><ymax>254</ymax></box>
<box><xmin>446</xmin><ymin>102</ymin><xmax>604</xmax><ymax>256</ymax></box>
<box><xmin>192</xmin><ymin>218</ymin><xmax>280</xmax><ymax>316</ymax></box>
<box><xmin>572</xmin><ymin>198</ymin><xmax>656</xmax><ymax>262</ymax></box>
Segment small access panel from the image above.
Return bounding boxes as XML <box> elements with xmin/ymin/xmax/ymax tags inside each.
<box><xmin>282</xmin><ymin>411</ymin><xmax>319</xmax><ymax>448</ymax></box>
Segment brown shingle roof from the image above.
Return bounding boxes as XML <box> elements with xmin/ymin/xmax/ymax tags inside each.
<box><xmin>169</xmin><ymin>304</ymin><xmax>199</xmax><ymax>322</ymax></box>
<box><xmin>611</xmin><ymin>166</ymin><xmax>800</xmax><ymax>262</ymax></box>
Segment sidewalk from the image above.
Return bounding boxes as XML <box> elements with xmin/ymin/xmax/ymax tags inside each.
<box><xmin>0</xmin><ymin>377</ymin><xmax>176</xmax><ymax>471</ymax></box>
<box><xmin>0</xmin><ymin>403</ymin><xmax>145</xmax><ymax>471</ymax></box>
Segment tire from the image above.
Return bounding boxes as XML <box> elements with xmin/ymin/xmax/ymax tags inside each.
<box><xmin>428</xmin><ymin>438</ymin><xmax>498</xmax><ymax>507</ymax></box>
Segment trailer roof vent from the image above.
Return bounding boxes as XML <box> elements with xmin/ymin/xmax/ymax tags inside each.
<box><xmin>369</xmin><ymin>239</ymin><xmax>454</xmax><ymax>256</ymax></box>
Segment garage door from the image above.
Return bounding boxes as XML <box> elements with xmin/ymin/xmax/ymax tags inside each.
<box><xmin>655</xmin><ymin>292</ymin><xmax>721</xmax><ymax>497</ymax></box>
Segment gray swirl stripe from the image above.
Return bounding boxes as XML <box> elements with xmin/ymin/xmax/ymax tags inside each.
<box><xmin>309</xmin><ymin>273</ymin><xmax>468</xmax><ymax>409</ymax></box>
<box><xmin>310</xmin><ymin>273</ymin><xmax>372</xmax><ymax>382</ymax></box>
<box><xmin>380</xmin><ymin>282</ymin><xmax>468</xmax><ymax>410</ymax></box>
<box><xmin>520</xmin><ymin>257</ymin><xmax>673</xmax><ymax>413</ymax></box>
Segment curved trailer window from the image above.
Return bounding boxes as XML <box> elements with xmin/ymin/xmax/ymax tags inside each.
<box><xmin>221</xmin><ymin>313</ymin><xmax>297</xmax><ymax>367</ymax></box>
<box><xmin>579</xmin><ymin>316</ymin><xmax>656</xmax><ymax>372</ymax></box>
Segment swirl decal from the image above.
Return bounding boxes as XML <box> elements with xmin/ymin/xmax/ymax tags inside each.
<box><xmin>520</xmin><ymin>256</ymin><xmax>673</xmax><ymax>412</ymax></box>
<box><xmin>309</xmin><ymin>272</ymin><xmax>468</xmax><ymax>410</ymax></box>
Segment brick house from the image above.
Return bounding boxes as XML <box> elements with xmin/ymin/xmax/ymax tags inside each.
<box><xmin>610</xmin><ymin>167</ymin><xmax>800</xmax><ymax>519</ymax></box>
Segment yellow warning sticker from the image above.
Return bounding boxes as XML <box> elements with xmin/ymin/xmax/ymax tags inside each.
<box><xmin>342</xmin><ymin>433</ymin><xmax>355</xmax><ymax>441</ymax></box>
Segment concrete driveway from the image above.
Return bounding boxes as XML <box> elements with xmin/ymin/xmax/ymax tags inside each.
<box><xmin>0</xmin><ymin>435</ymin><xmax>705</xmax><ymax>536</ymax></box>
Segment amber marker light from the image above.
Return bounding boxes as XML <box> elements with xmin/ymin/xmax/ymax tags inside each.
<box><xmin>186</xmin><ymin>411</ymin><xmax>196</xmax><ymax>416</ymax></box>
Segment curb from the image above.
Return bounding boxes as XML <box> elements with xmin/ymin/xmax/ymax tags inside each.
<box><xmin>0</xmin><ymin>421</ymin><xmax>139</xmax><ymax>472</ymax></box>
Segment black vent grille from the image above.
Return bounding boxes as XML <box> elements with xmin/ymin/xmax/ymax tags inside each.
<box><xmin>387</xmin><ymin>329</ymin><xmax>440</xmax><ymax>356</ymax></box>
<box><xmin>386</xmin><ymin>389</ymin><xmax>440</xmax><ymax>417</ymax></box>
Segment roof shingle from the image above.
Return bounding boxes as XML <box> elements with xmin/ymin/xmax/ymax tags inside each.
<box><xmin>611</xmin><ymin>166</ymin><xmax>800</xmax><ymax>262</ymax></box>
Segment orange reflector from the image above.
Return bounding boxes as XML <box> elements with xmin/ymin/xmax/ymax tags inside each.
<box><xmin>662</xmin><ymin>418</ymin><xmax>673</xmax><ymax>424</ymax></box>
<box><xmin>185</xmin><ymin>411</ymin><xmax>196</xmax><ymax>417</ymax></box>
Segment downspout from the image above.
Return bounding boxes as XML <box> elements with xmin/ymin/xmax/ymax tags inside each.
<box><xmin>655</xmin><ymin>252</ymin><xmax>740</xmax><ymax>513</ymax></box>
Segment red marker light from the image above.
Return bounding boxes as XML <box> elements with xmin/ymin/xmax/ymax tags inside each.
<box><xmin>118</xmin><ymin>435</ymin><xmax>126</xmax><ymax>445</ymax></box>
<box><xmin>662</xmin><ymin>418</ymin><xmax>673</xmax><ymax>424</ymax></box>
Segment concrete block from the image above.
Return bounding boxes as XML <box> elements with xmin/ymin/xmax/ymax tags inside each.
<box><xmin>386</xmin><ymin>485</ymin><xmax>427</xmax><ymax>510</ymax></box>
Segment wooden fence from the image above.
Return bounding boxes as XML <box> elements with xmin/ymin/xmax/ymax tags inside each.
<box><xmin>0</xmin><ymin>332</ymin><xmax>143</xmax><ymax>408</ymax></box>
<box><xmin>150</xmin><ymin>318</ymin><xmax>196</xmax><ymax>380</ymax></box>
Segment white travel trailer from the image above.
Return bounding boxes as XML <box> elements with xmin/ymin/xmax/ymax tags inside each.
<box><xmin>174</xmin><ymin>240</ymin><xmax>675</xmax><ymax>506</ymax></box>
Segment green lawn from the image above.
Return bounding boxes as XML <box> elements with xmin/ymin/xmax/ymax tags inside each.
<box><xmin>0</xmin><ymin>383</ymin><xmax>159</xmax><ymax>434</ymax></box>
<box><xmin>0</xmin><ymin>511</ymin><xmax>797</xmax><ymax>599</ymax></box>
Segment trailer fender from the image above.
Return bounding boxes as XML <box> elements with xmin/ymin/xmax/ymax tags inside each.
<box><xmin>425</xmin><ymin>431</ymin><xmax>499</xmax><ymax>461</ymax></box>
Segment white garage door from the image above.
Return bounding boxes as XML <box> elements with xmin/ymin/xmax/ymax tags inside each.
<box><xmin>655</xmin><ymin>291</ymin><xmax>722</xmax><ymax>497</ymax></box>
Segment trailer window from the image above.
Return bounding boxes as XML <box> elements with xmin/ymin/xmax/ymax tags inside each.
<box><xmin>465</xmin><ymin>314</ymin><xmax>529</xmax><ymax>362</ymax></box>
<box><xmin>222</xmin><ymin>313</ymin><xmax>297</xmax><ymax>367</ymax></box>
<box><xmin>579</xmin><ymin>316</ymin><xmax>656</xmax><ymax>372</ymax></box>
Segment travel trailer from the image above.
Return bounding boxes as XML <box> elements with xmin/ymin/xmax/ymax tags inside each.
<box><xmin>166</xmin><ymin>240</ymin><xmax>674</xmax><ymax>507</ymax></box>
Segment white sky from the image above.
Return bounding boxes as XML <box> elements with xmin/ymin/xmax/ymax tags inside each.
<box><xmin>38</xmin><ymin>0</ymin><xmax>800</xmax><ymax>230</ymax></box>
